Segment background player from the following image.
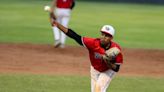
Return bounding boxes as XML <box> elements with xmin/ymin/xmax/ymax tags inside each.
<box><xmin>50</xmin><ymin>0</ymin><xmax>75</xmax><ymax>48</ymax></box>
<box><xmin>50</xmin><ymin>14</ymin><xmax>123</xmax><ymax>92</ymax></box>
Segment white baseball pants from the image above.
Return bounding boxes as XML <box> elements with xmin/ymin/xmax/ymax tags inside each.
<box><xmin>53</xmin><ymin>8</ymin><xmax>71</xmax><ymax>45</ymax></box>
<box><xmin>90</xmin><ymin>66</ymin><xmax>116</xmax><ymax>92</ymax></box>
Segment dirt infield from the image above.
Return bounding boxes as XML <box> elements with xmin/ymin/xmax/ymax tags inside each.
<box><xmin>0</xmin><ymin>43</ymin><xmax>164</xmax><ymax>77</ymax></box>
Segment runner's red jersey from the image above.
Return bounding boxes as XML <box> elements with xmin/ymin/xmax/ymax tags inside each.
<box><xmin>56</xmin><ymin>0</ymin><xmax>74</xmax><ymax>8</ymax></box>
<box><xmin>82</xmin><ymin>37</ymin><xmax>123</xmax><ymax>72</ymax></box>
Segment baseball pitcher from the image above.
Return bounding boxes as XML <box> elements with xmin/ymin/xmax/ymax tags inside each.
<box><xmin>50</xmin><ymin>14</ymin><xmax>123</xmax><ymax>92</ymax></box>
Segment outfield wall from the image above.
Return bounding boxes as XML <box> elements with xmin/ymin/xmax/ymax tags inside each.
<box><xmin>43</xmin><ymin>0</ymin><xmax>164</xmax><ymax>4</ymax></box>
<box><xmin>77</xmin><ymin>0</ymin><xmax>164</xmax><ymax>4</ymax></box>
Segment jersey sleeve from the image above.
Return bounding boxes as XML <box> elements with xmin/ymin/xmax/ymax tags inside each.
<box><xmin>82</xmin><ymin>37</ymin><xmax>95</xmax><ymax>50</ymax></box>
<box><xmin>115</xmin><ymin>53</ymin><xmax>123</xmax><ymax>65</ymax></box>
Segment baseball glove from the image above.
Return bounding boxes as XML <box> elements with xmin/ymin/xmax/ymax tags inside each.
<box><xmin>102</xmin><ymin>47</ymin><xmax>120</xmax><ymax>64</ymax></box>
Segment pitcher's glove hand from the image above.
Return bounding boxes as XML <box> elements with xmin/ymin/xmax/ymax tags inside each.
<box><xmin>102</xmin><ymin>47</ymin><xmax>120</xmax><ymax>64</ymax></box>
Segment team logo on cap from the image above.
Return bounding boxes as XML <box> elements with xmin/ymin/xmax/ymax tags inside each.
<box><xmin>106</xmin><ymin>27</ymin><xmax>110</xmax><ymax>31</ymax></box>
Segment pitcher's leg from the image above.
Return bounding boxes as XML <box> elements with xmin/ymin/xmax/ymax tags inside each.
<box><xmin>96</xmin><ymin>70</ymin><xmax>116</xmax><ymax>92</ymax></box>
<box><xmin>90</xmin><ymin>66</ymin><xmax>100</xmax><ymax>92</ymax></box>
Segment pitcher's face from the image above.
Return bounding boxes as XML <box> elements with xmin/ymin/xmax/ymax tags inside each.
<box><xmin>100</xmin><ymin>32</ymin><xmax>113</xmax><ymax>47</ymax></box>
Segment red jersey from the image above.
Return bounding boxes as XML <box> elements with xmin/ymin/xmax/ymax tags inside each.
<box><xmin>82</xmin><ymin>37</ymin><xmax>123</xmax><ymax>72</ymax></box>
<box><xmin>56</xmin><ymin>0</ymin><xmax>74</xmax><ymax>9</ymax></box>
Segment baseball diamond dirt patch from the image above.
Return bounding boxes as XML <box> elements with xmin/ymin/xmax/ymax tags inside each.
<box><xmin>0</xmin><ymin>43</ymin><xmax>164</xmax><ymax>77</ymax></box>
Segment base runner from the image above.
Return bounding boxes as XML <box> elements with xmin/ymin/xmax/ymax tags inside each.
<box><xmin>51</xmin><ymin>0</ymin><xmax>75</xmax><ymax>48</ymax></box>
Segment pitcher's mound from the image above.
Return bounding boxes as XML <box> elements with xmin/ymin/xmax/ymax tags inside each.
<box><xmin>0</xmin><ymin>43</ymin><xmax>164</xmax><ymax>77</ymax></box>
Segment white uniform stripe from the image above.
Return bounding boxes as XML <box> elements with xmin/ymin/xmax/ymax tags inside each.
<box><xmin>115</xmin><ymin>63</ymin><xmax>122</xmax><ymax>65</ymax></box>
<box><xmin>81</xmin><ymin>37</ymin><xmax>87</xmax><ymax>48</ymax></box>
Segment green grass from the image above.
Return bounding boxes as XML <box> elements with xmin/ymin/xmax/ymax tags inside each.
<box><xmin>0</xmin><ymin>1</ymin><xmax>163</xmax><ymax>92</ymax></box>
<box><xmin>0</xmin><ymin>74</ymin><xmax>89</xmax><ymax>92</ymax></box>
<box><xmin>0</xmin><ymin>0</ymin><xmax>54</xmax><ymax>44</ymax></box>
<box><xmin>0</xmin><ymin>74</ymin><xmax>163</xmax><ymax>92</ymax></box>
<box><xmin>0</xmin><ymin>0</ymin><xmax>164</xmax><ymax>49</ymax></box>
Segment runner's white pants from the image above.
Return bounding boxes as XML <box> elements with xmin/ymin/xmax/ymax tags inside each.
<box><xmin>53</xmin><ymin>8</ymin><xmax>71</xmax><ymax>45</ymax></box>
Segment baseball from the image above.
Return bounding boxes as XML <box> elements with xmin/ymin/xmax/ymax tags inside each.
<box><xmin>44</xmin><ymin>5</ymin><xmax>51</xmax><ymax>12</ymax></box>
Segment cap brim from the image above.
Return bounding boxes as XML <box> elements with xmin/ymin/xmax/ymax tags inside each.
<box><xmin>101</xmin><ymin>31</ymin><xmax>113</xmax><ymax>37</ymax></box>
